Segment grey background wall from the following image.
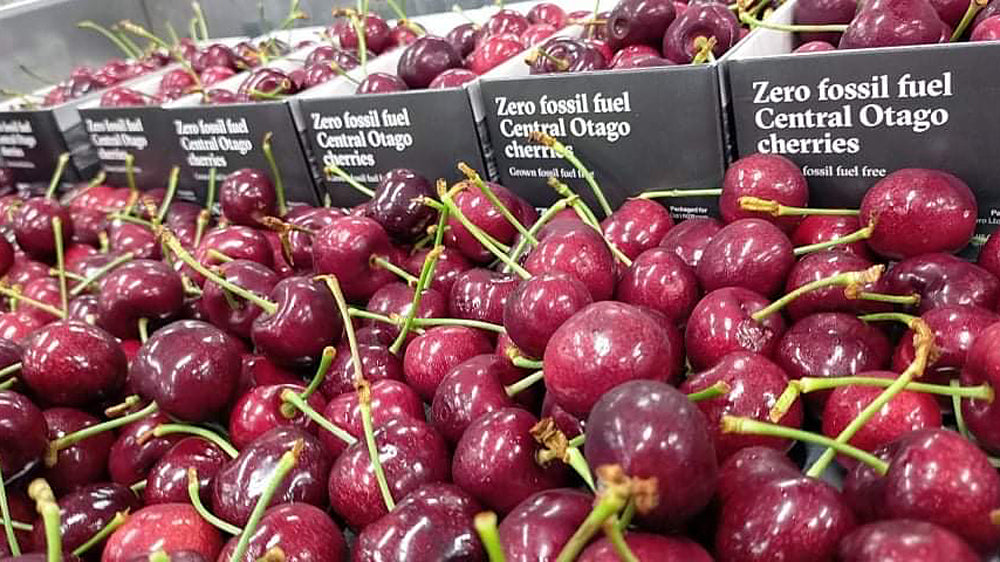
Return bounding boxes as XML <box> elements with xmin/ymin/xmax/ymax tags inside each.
<box><xmin>0</xmin><ymin>0</ymin><xmax>491</xmax><ymax>94</ymax></box>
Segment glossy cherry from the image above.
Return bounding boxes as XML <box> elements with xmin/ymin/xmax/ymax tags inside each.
<box><xmin>503</xmin><ymin>273</ymin><xmax>593</xmax><ymax>358</ymax></box>
<box><xmin>201</xmin><ymin>259</ymin><xmax>279</xmax><ymax>339</ymax></box>
<box><xmin>229</xmin><ymin>383</ymin><xmax>324</xmax><ymax>449</ymax></box>
<box><xmin>448</xmin><ymin>268</ymin><xmax>519</xmax><ymax>325</ymax></box>
<box><xmin>893</xmin><ymin>304</ymin><xmax>999</xmax><ymax>386</ymax></box>
<box><xmin>219</xmin><ymin>169</ymin><xmax>276</xmax><ymax>227</ymax></box>
<box><xmin>430</xmin><ymin>353</ymin><xmax>525</xmax><ymax>444</ymax></box>
<box><xmin>791</xmin><ymin>215</ymin><xmax>873</xmax><ymax>259</ymax></box>
<box><xmin>107</xmin><ymin>411</ymin><xmax>183</xmax><ymax>486</ymax></box>
<box><xmin>662</xmin><ymin>2</ymin><xmax>741</xmax><ymax>63</ymax></box>
<box><xmin>144</xmin><ymin>437</ymin><xmax>229</xmax><ymax>505</ymax></box>
<box><xmin>721</xmin><ymin>153</ymin><xmax>809</xmax><ymax>232</ymax></box>
<box><xmin>837</xmin><ymin>519</ymin><xmax>980</xmax><ymax>562</ymax></box>
<box><xmin>320</xmin><ymin>340</ymin><xmax>403</xmax><ymax>399</ymax></box>
<box><xmin>580</xmin><ymin>534</ymin><xmax>712</xmax><ymax>561</ymax></box>
<box><xmin>356</xmin><ymin>72</ymin><xmax>409</xmax><ymax>94</ymax></box>
<box><xmin>793</xmin><ymin>0</ymin><xmax>859</xmax><ymax>44</ymax></box>
<box><xmin>102</xmin><ymin>503</ymin><xmax>223</xmax><ymax>562</ymax></box>
<box><xmin>839</xmin><ymin>0</ymin><xmax>947</xmax><ymax>49</ymax></box>
<box><xmin>883</xmin><ymin>252</ymin><xmax>999</xmax><ymax>313</ymax></box>
<box><xmin>98</xmin><ymin>259</ymin><xmax>185</xmax><ymax>339</ymax></box>
<box><xmin>497</xmin><ymin>488</ymin><xmax>591</xmax><ymax>562</ymax></box>
<box><xmin>0</xmin><ymin>390</ymin><xmax>48</xmax><ymax>478</ymax></box>
<box><xmin>13</xmin><ymin>198</ymin><xmax>73</xmax><ymax>262</ymax></box>
<box><xmin>615</xmin><ymin>247</ymin><xmax>699</xmax><ymax>324</ymax></box>
<box><xmin>312</xmin><ymin>216</ymin><xmax>395</xmax><ymax>301</ymax></box>
<box><xmin>365</xmin><ymin>168</ymin><xmax>436</xmax><ymax>240</ymax></box>
<box><xmin>41</xmin><ymin>407</ymin><xmax>116</xmax><ymax>493</ymax></box>
<box><xmin>686</xmin><ymin>286</ymin><xmax>787</xmax><ymax>370</ymax></box>
<box><xmin>30</xmin><ymin>483</ymin><xmax>139</xmax><ymax>554</ymax></box>
<box><xmin>21</xmin><ymin>321</ymin><xmax>127</xmax><ymax>406</ymax></box>
<box><xmin>402</xmin><ymin>325</ymin><xmax>493</xmax><ymax>400</ymax></box>
<box><xmin>250</xmin><ymin>276</ymin><xmax>342</xmax><ymax>368</ymax></box>
<box><xmin>696</xmin><ymin>218</ymin><xmax>794</xmax><ymax>297</ymax></box>
<box><xmin>217</xmin><ymin>503</ymin><xmax>346</xmax><ymax>561</ymax></box>
<box><xmin>319</xmin><ymin>378</ymin><xmax>424</xmax><ymax>457</ymax></box>
<box><xmin>658</xmin><ymin>216</ymin><xmax>722</xmax><ymax>268</ymax></box>
<box><xmin>397</xmin><ymin>35</ymin><xmax>463</xmax><ymax>89</ymax></box>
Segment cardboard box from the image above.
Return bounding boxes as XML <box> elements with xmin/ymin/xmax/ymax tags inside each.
<box><xmin>725</xmin><ymin>0</ymin><xmax>1000</xmax><ymax>239</ymax></box>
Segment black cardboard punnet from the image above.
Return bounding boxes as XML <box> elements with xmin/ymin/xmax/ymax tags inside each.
<box><xmin>0</xmin><ymin>100</ymin><xmax>84</xmax><ymax>187</ymax></box>
<box><xmin>477</xmin><ymin>4</ymin><xmax>732</xmax><ymax>220</ymax></box>
<box><xmin>293</xmin><ymin>8</ymin><xmax>490</xmax><ymax>208</ymax></box>
<box><xmin>725</xmin><ymin>0</ymin><xmax>1000</xmax><ymax>239</ymax></box>
<box><xmin>164</xmin><ymin>27</ymin><xmax>328</xmax><ymax>205</ymax></box>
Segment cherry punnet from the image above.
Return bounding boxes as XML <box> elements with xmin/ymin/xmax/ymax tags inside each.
<box><xmin>0</xmin><ymin>390</ymin><xmax>48</xmax><ymax>479</ymax></box>
<box><xmin>844</xmin><ymin>428</ymin><xmax>1000</xmax><ymax>552</ymax></box>
<box><xmin>430</xmin><ymin>353</ymin><xmax>527</xmax><ymax>444</ymax></box>
<box><xmin>97</xmin><ymin>259</ymin><xmax>184</xmax><ymax>340</ymax></box>
<box><xmin>837</xmin><ymin>519</ymin><xmax>980</xmax><ymax>562</ymax></box>
<box><xmin>544</xmin><ymin>301</ymin><xmax>683</xmax><ymax>417</ymax></box>
<box><xmin>606</xmin><ymin>0</ymin><xmax>677</xmax><ymax>51</ymax></box>
<box><xmin>453</xmin><ymin>408</ymin><xmax>568</xmax><ymax>515</ymax></box>
<box><xmin>839</xmin><ymin>0</ymin><xmax>948</xmax><ymax>49</ymax></box>
<box><xmin>143</xmin><ymin>437</ymin><xmax>229</xmax><ymax>505</ymax></box>
<box><xmin>131</xmin><ymin>320</ymin><xmax>244</xmax><ymax>421</ymax></box>
<box><xmin>397</xmin><ymin>35</ymin><xmax>463</xmax><ymax>89</ymax></box>
<box><xmin>791</xmin><ymin>215</ymin><xmax>873</xmax><ymax>259</ymax></box>
<box><xmin>21</xmin><ymin>321</ymin><xmax>126</xmax><ymax>407</ymax></box>
<box><xmin>102</xmin><ymin>503</ymin><xmax>224</xmax><ymax>562</ymax></box>
<box><xmin>496</xmin><ymin>488</ymin><xmax>590</xmax><ymax>561</ymax></box>
<box><xmin>201</xmin><ymin>259</ymin><xmax>279</xmax><ymax>340</ymax></box>
<box><xmin>715</xmin><ymin>475</ymin><xmax>857</xmax><ymax>562</ymax></box>
<box><xmin>883</xmin><ymin>252</ymin><xmax>999</xmax><ymax>313</ymax></box>
<box><xmin>720</xmin><ymin>153</ymin><xmax>809</xmax><ymax>232</ymax></box>
<box><xmin>351</xmin><ymin>483</ymin><xmax>483</xmax><ymax>561</ymax></box>
<box><xmin>328</xmin><ymin>416</ymin><xmax>450</xmax><ymax>530</ymax></box>
<box><xmin>586</xmin><ymin>380</ymin><xmax>717</xmax><ymax>530</ymax></box>
<box><xmin>774</xmin><ymin>313</ymin><xmax>892</xmax><ymax>412</ymax></box>
<box><xmin>793</xmin><ymin>0</ymin><xmax>858</xmax><ymax>44</ymax></box>
<box><xmin>217</xmin><ymin>503</ymin><xmax>346</xmax><ymax>562</ymax></box>
<box><xmin>860</xmin><ymin>168</ymin><xmax>977</xmax><ymax>259</ymax></box>
<box><xmin>682</xmin><ymin>351</ymin><xmax>803</xmax><ymax>461</ymax></box>
<box><xmin>615</xmin><ymin>247</ymin><xmax>699</xmax><ymax>324</ymax></box>
<box><xmin>662</xmin><ymin>2</ymin><xmax>741</xmax><ymax>63</ymax></box>
<box><xmin>696</xmin><ymin>218</ymin><xmax>794</xmax><ymax>297</ymax></box>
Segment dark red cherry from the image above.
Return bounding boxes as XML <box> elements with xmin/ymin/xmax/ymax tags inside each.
<box><xmin>429</xmin><ymin>68</ymin><xmax>479</xmax><ymax>88</ymax></box>
<box><xmin>602</xmin><ymin>199</ymin><xmax>676</xmax><ymax>261</ymax></box>
<box><xmin>586</xmin><ymin>380</ymin><xmax>717</xmax><ymax>530</ymax></box>
<box><xmin>131</xmin><ymin>320</ymin><xmax>244</xmax><ymax>421</ymax></box>
<box><xmin>662</xmin><ymin>3</ymin><xmax>741</xmax><ymax>63</ymax></box>
<box><xmin>21</xmin><ymin>321</ymin><xmax>126</xmax><ymax>406</ymax></box>
<box><xmin>13</xmin><ymin>198</ymin><xmax>73</xmax><ymax>262</ymax></box>
<box><xmin>100</xmin><ymin>87</ymin><xmax>148</xmax><ymax>107</ymax></box>
<box><xmin>839</xmin><ymin>0</ymin><xmax>947</xmax><ymax>49</ymax></box>
<box><xmin>883</xmin><ymin>253</ymin><xmax>999</xmax><ymax>313</ymax></box>
<box><xmin>892</xmin><ymin>304</ymin><xmax>999</xmax><ymax>386</ymax></box>
<box><xmin>402</xmin><ymin>325</ymin><xmax>492</xmax><ymax>401</ymax></box>
<box><xmin>237</xmin><ymin>353</ymin><xmax>301</xmax><ymax>396</ymax></box>
<box><xmin>529</xmin><ymin>38</ymin><xmax>608</xmax><ymax>74</ymax></box>
<box><xmin>102</xmin><ymin>503</ymin><xmax>223</xmax><ymax>562</ymax></box>
<box><xmin>0</xmin><ymin>390</ymin><xmax>48</xmax><ymax>478</ymax></box>
<box><xmin>339</xmin><ymin>13</ymin><xmax>392</xmax><ymax>54</ymax></box>
<box><xmin>312</xmin><ymin>216</ymin><xmax>395</xmax><ymax>301</ymax></box>
<box><xmin>837</xmin><ymin>519</ymin><xmax>980</xmax><ymax>562</ymax></box>
<box><xmin>219</xmin><ymin>169</ymin><xmax>276</xmax><ymax>227</ymax></box>
<box><xmin>524</xmin><ymin>223</ymin><xmax>616</xmax><ymax>301</ymax></box>
<box><xmin>193</xmin><ymin>226</ymin><xmax>273</xmax><ymax>284</ymax></box>
<box><xmin>144</xmin><ymin>437</ymin><xmax>229</xmax><ymax>505</ymax></box>
<box><xmin>98</xmin><ymin>259</ymin><xmax>184</xmax><ymax>339</ymax></box>
<box><xmin>721</xmin><ymin>153</ymin><xmax>809</xmax><ymax>232</ymax></box>
<box><xmin>30</xmin><ymin>483</ymin><xmax>139</xmax><ymax>555</ymax></box>
<box><xmin>108</xmin><ymin>411</ymin><xmax>183</xmax><ymax>486</ymax></box>
<box><xmin>959</xmin><ymin>322</ymin><xmax>1000</xmax><ymax>452</ymax></box>
<box><xmin>397</xmin><ymin>35</ymin><xmax>463</xmax><ymax>89</ymax></box>
<box><xmin>447</xmin><ymin>22</ymin><xmax>480</xmax><ymax>58</ymax></box>
<box><xmin>250</xmin><ymin>276</ymin><xmax>342</xmax><ymax>369</ymax></box>
<box><xmin>445</xmin><ymin>180</ymin><xmax>528</xmax><ymax>263</ymax></box>
<box><xmin>686</xmin><ymin>286</ymin><xmax>786</xmax><ymax>370</ymax></box>
<box><xmin>356</xmin><ymin>72</ymin><xmax>409</xmax><ymax>94</ymax></box>
<box><xmin>319</xmin><ymin>379</ymin><xmax>424</xmax><ymax>457</ymax></box>
<box><xmin>201</xmin><ymin>259</ymin><xmax>279</xmax><ymax>339</ymax></box>
<box><xmin>319</xmin><ymin>340</ymin><xmax>403</xmax><ymax>399</ymax></box>
<box><xmin>363</xmin><ymin>282</ymin><xmax>447</xmax><ymax>341</ymax></box>
<box><xmin>580</xmin><ymin>534</ymin><xmax>712</xmax><ymax>561</ymax></box>
<box><xmin>716</xmin><ymin>446</ymin><xmax>802</xmax><ymax>506</ymax></box>
<box><xmin>503</xmin><ymin>273</ymin><xmax>593</xmax><ymax>358</ymax></box>
<box><xmin>696</xmin><ymin>218</ymin><xmax>794</xmax><ymax>297</ymax></box>
<box><xmin>404</xmin><ymin>247</ymin><xmax>472</xmax><ymax>296</ymax></box>
<box><xmin>606</xmin><ymin>0</ymin><xmax>677</xmax><ymax>51</ymax></box>
<box><xmin>41</xmin><ymin>407</ymin><xmax>116</xmax><ymax>493</ymax></box>
<box><xmin>497</xmin><ymin>488</ymin><xmax>591</xmax><ymax>562</ymax></box>
<box><xmin>217</xmin><ymin>503</ymin><xmax>346</xmax><ymax>561</ymax></box>
<box><xmin>615</xmin><ymin>248</ymin><xmax>699</xmax><ymax>324</ymax></box>
<box><xmin>658</xmin><ymin>216</ymin><xmax>722</xmax><ymax>269</ymax></box>
<box><xmin>229</xmin><ymin>383</ymin><xmax>324</xmax><ymax>449</ymax></box>
<box><xmin>108</xmin><ymin>222</ymin><xmax>160</xmax><ymax>260</ymax></box>
<box><xmin>449</xmin><ymin>268</ymin><xmax>519</xmax><ymax>325</ymax></box>
<box><xmin>365</xmin><ymin>169</ymin><xmax>436</xmax><ymax>240</ymax></box>
<box><xmin>430</xmin><ymin>354</ymin><xmax>524</xmax><ymax>444</ymax></box>
<box><xmin>791</xmin><ymin>215</ymin><xmax>873</xmax><ymax>259</ymax></box>
<box><xmin>782</xmin><ymin>250</ymin><xmax>883</xmax><ymax>321</ymax></box>
<box><xmin>794</xmin><ymin>0</ymin><xmax>858</xmax><ymax>44</ymax></box>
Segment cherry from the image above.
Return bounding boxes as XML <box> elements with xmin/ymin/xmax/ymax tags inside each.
<box><xmin>339</xmin><ymin>13</ymin><xmax>392</xmax><ymax>54</ymax></box>
<box><xmin>229</xmin><ymin>383</ymin><xmax>324</xmax><ymax>449</ymax></box>
<box><xmin>200</xmin><ymin>65</ymin><xmax>235</xmax><ymax>86</ymax></box>
<box><xmin>775</xmin><ymin>313</ymin><xmax>892</xmax><ymax>412</ymax></box>
<box><xmin>279</xmin><ymin>207</ymin><xmax>343</xmax><ymax>272</ymax></box>
<box><xmin>883</xmin><ymin>253</ymin><xmax>999</xmax><ymax>313</ymax></box>
<box><xmin>497</xmin><ymin>488</ymin><xmax>590</xmax><ymax>560</ymax></box>
<box><xmin>893</xmin><ymin>304</ymin><xmax>999</xmax><ymax>386</ymax></box>
<box><xmin>312</xmin><ymin>216</ymin><xmax>395</xmax><ymax>301</ymax></box>
<box><xmin>429</xmin><ymin>68</ymin><xmax>479</xmax><ymax>88</ymax></box>
<box><xmin>696</xmin><ymin>218</ymin><xmax>794</xmax><ymax>297</ymax></box>
<box><xmin>521</xmin><ymin>22</ymin><xmax>558</xmax><ymax>46</ymax></box>
<box><xmin>716</xmin><ymin>446</ymin><xmax>802</xmax><ymax>506</ymax></box>
<box><xmin>236</xmin><ymin>68</ymin><xmax>298</xmax><ymax>102</ymax></box>
<box><xmin>17</xmin><ymin>278</ymin><xmax>63</xmax><ymax>325</ymax></box>
<box><xmin>219</xmin><ymin>169</ymin><xmax>276</xmax><ymax>227</ymax></box>
<box><xmin>107</xmin><ymin>411</ymin><xmax>182</xmax><ymax>486</ymax></box>
<box><xmin>430</xmin><ymin>353</ymin><xmax>524</xmax><ymax>444</ymax></box>
<box><xmin>328</xmin><ymin>417</ymin><xmax>450</xmax><ymax>529</ymax></box>
<box><xmin>192</xmin><ymin>43</ymin><xmax>239</xmax><ymax>72</ymax></box>
<box><xmin>98</xmin><ymin>260</ymin><xmax>185</xmax><ymax>339</ymax></box>
<box><xmin>837</xmin><ymin>519</ymin><xmax>980</xmax><ymax>562</ymax></box>
<box><xmin>860</xmin><ymin>169</ymin><xmax>976</xmax><ymax>260</ymax></box>
<box><xmin>356</xmin><ymin>72</ymin><xmax>409</xmax><ymax>94</ymax></box>
<box><xmin>397</xmin><ymin>35</ymin><xmax>463</xmax><ymax>89</ymax></box>
<box><xmin>716</xmin><ymin>476</ymin><xmax>857</xmax><ymax>561</ymax></box>
<box><xmin>449</xmin><ymin>268</ymin><xmax>519</xmax><ymax>325</ymax></box>
<box><xmin>144</xmin><ymin>437</ymin><xmax>229</xmax><ymax>505</ymax></box>
<box><xmin>193</xmin><ymin>226</ymin><xmax>273</xmax><ymax>282</ymax></box>
<box><xmin>972</xmin><ymin>14</ymin><xmax>1000</xmax><ymax>40</ymax></box>
<box><xmin>204</xmin><ymin>88</ymin><xmax>238</xmax><ymax>104</ymax></box>
<box><xmin>0</xmin><ymin>390</ymin><xmax>48</xmax><ymax>478</ymax></box>
<box><xmin>783</xmin><ymin>251</ymin><xmax>883</xmax><ymax>320</ymax></box>
<box><xmin>791</xmin><ymin>215</ymin><xmax>873</xmax><ymax>259</ymax></box>
<box><xmin>586</xmin><ymin>380</ymin><xmax>717</xmax><ymax>530</ymax></box>
<box><xmin>600</xmin><ymin>198</ymin><xmax>674</xmax><ymax>260</ymax></box>
<box><xmin>615</xmin><ymin>248</ymin><xmax>699</xmax><ymax>324</ymax></box>
<box><xmin>320</xmin><ymin>340</ymin><xmax>403</xmax><ymax>399</ymax></box>
<box><xmin>40</xmin><ymin>407</ymin><xmax>115</xmax><ymax>493</ymax></box>
<box><xmin>446</xmin><ymin>23</ymin><xmax>480</xmax><ymax>57</ymax></box>
<box><xmin>959</xmin><ymin>322</ymin><xmax>1000</xmax><ymax>452</ymax></box>
<box><xmin>793</xmin><ymin>0</ymin><xmax>858</xmax><ymax>44</ymax></box>
<box><xmin>102</xmin><ymin>503</ymin><xmax>223</xmax><ymax>562</ymax></box>
<box><xmin>30</xmin><ymin>483</ymin><xmax>139</xmax><ymax>555</ymax></box>
<box><xmin>524</xmin><ymin>223</ymin><xmax>616</xmax><ymax>302</ymax></box>
<box><xmin>365</xmin><ymin>169</ymin><xmax>436</xmax><ymax>240</ymax></box>
<box><xmin>662</xmin><ymin>2</ymin><xmax>741</xmax><ymax>63</ymax></box>
<box><xmin>580</xmin><ymin>534</ymin><xmax>712</xmax><ymax>561</ymax></box>
<box><xmin>108</xmin><ymin>222</ymin><xmax>160</xmax><ymax>260</ymax></box>
<box><xmin>201</xmin><ymin>260</ymin><xmax>279</xmax><ymax>339</ymax></box>
<box><xmin>364</xmin><ymin>281</ymin><xmax>447</xmax><ymax>340</ymax></box>
<box><xmin>445</xmin><ymin>180</ymin><xmax>528</xmax><ymax>263</ymax></box>
<box><xmin>544</xmin><ymin>302</ymin><xmax>683</xmax><ymax>417</ymax></box>
<box><xmin>844</xmin><ymin>428</ymin><xmax>1000</xmax><ymax>552</ymax></box>
<box><xmin>839</xmin><ymin>0</ymin><xmax>947</xmax><ymax>49</ymax></box>
<box><xmin>131</xmin><ymin>320</ymin><xmax>244</xmax><ymax>421</ymax></box>
<box><xmin>682</xmin><ymin>352</ymin><xmax>803</xmax><ymax>461</ymax></box>
<box><xmin>13</xmin><ymin>198</ymin><xmax>73</xmax><ymax>262</ymax></box>
<box><xmin>686</xmin><ymin>287</ymin><xmax>787</xmax><ymax>370</ymax></box>
<box><xmin>467</xmin><ymin>33</ymin><xmax>525</xmax><ymax>74</ymax></box>
<box><xmin>237</xmin><ymin>353</ymin><xmax>301</xmax><ymax>395</ymax></box>
<box><xmin>658</xmin><ymin>216</ymin><xmax>722</xmax><ymax>268</ymax></box>
<box><xmin>0</xmin><ymin>312</ymin><xmax>44</xmax><ymax>342</ymax></box>
<box><xmin>503</xmin><ymin>273</ymin><xmax>592</xmax><ymax>358</ymax></box>
<box><xmin>212</xmin><ymin>427</ymin><xmax>331</xmax><ymax>526</ymax></box>
<box><xmin>250</xmin><ymin>276</ymin><xmax>342</xmax><ymax>368</ymax></box>
<box><xmin>159</xmin><ymin>69</ymin><xmax>198</xmax><ymax>97</ymax></box>
<box><xmin>217</xmin><ymin>503</ymin><xmax>346</xmax><ymax>561</ymax></box>
<box><xmin>529</xmin><ymin>38</ymin><xmax>608</xmax><ymax>74</ymax></box>
<box><xmin>721</xmin><ymin>154</ymin><xmax>809</xmax><ymax>232</ymax></box>
<box><xmin>21</xmin><ymin>321</ymin><xmax>126</xmax><ymax>407</ymax></box>
<box><xmin>606</xmin><ymin>0</ymin><xmax>677</xmax><ymax>51</ymax></box>
<box><xmin>402</xmin><ymin>325</ymin><xmax>492</xmax><ymax>400</ymax></box>
<box><xmin>319</xmin><ymin>378</ymin><xmax>423</xmax><ymax>456</ymax></box>
<box><xmin>100</xmin><ymin>87</ymin><xmax>148</xmax><ymax>107</ymax></box>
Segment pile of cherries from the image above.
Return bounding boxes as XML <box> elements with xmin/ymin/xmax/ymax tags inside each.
<box><xmin>38</xmin><ymin>55</ymin><xmax>169</xmax><ymax>108</ymax></box>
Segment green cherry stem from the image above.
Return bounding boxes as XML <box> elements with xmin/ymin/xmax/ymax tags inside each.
<box><xmin>51</xmin><ymin>217</ymin><xmax>68</xmax><ymax>316</ymax></box>
<box><xmin>188</xmin><ymin>468</ymin><xmax>242</xmax><ymax>535</ymax></box>
<box><xmin>615</xmin><ymin>501</ymin><xmax>634</xmax><ymax>532</ymax></box>
<box><xmin>280</xmin><ymin>390</ymin><xmax>358</xmax><ymax>445</ymax></box>
<box><xmin>207</xmin><ymin>249</ymin><xmax>234</xmax><ymax>263</ymax></box>
<box><xmin>278</xmin><ymin>346</ymin><xmax>336</xmax><ymax>418</ymax></box>
<box><xmin>195</xmin><ymin>168</ymin><xmax>217</xmax><ymax>248</ymax></box>
<box><xmin>554</xmin><ymin>481</ymin><xmax>628</xmax><ymax>562</ymax></box>
<box><xmin>721</xmin><ymin>416</ymin><xmax>889</xmax><ymax>475</ymax></box>
<box><xmin>855</xmin><ymin>292</ymin><xmax>920</xmax><ymax>306</ymax></box>
<box><xmin>28</xmin><ymin>479</ymin><xmax>62</xmax><ymax>562</ymax></box>
<box><xmin>439</xmin><ymin>181</ymin><xmax>531</xmax><ymax>279</ymax></box>
<box><xmin>953</xmin><ymin>379</ymin><xmax>972</xmax><ymax>439</ymax></box>
<box><xmin>506</xmin><ymin>196</ymin><xmax>574</xmax><ymax>267</ymax></box>
<box><xmin>162</xmin><ymin>231</ymin><xmax>278</xmax><ymax>316</ymax></box>
<box><xmin>737</xmin><ymin>9</ymin><xmax>848</xmax><ymax>32</ymax></box>
<box><xmin>370</xmin><ymin>255</ymin><xmax>419</xmax><ymax>286</ymax></box>
<box><xmin>129</xmin><ymin>480</ymin><xmax>146</xmax><ymax>493</ymax></box>
<box><xmin>952</xmin><ymin>0</ymin><xmax>988</xmax><ymax>40</ymax></box>
<box><xmin>389</xmin><ymin>245</ymin><xmax>444</xmax><ymax>356</ymax></box>
<box><xmin>45</xmin><ymin>153</ymin><xmax>70</xmax><ymax>200</ymax></box>
<box><xmin>511</xmin><ymin>357</ymin><xmax>543</xmax><ymax>370</ymax></box>
<box><xmin>70</xmin><ymin>252</ymin><xmax>134</xmax><ymax>296</ymax></box>
<box><xmin>474</xmin><ymin>512</ymin><xmax>507</xmax><ymax>562</ymax></box>
<box><xmin>228</xmin><ymin>441</ymin><xmax>302</xmax><ymax>562</ymax></box>
<box><xmin>320</xmin><ymin>275</ymin><xmax>395</xmax><ymax>512</ymax></box>
<box><xmin>751</xmin><ymin>266</ymin><xmax>883</xmax><ymax>322</ymax></box>
<box><xmin>77</xmin><ymin>21</ymin><xmax>138</xmax><ymax>58</ymax></box>
<box><xmin>506</xmin><ymin>370</ymin><xmax>544</xmax><ymax>397</ymax></box>
<box><xmin>637</xmin><ymin>188</ymin><xmax>722</xmax><ymax>199</ymax></box>
<box><xmin>149</xmin><ymin>424</ymin><xmax>238</xmax><ymax>458</ymax></box>
<box><xmin>0</xmin><ymin>461</ymin><xmax>21</xmax><ymax>556</ymax></box>
<box><xmin>529</xmin><ymin>131</ymin><xmax>612</xmax><ymax>218</ymax></box>
<box><xmin>739</xmin><ymin>196</ymin><xmax>858</xmax><ymax>217</ymax></box>
<box><xmin>0</xmin><ymin>285</ymin><xmax>65</xmax><ymax>319</ymax></box>
<box><xmin>458</xmin><ymin>162</ymin><xmax>536</xmax><ymax>246</ymax></box>
<box><xmin>690</xmin><ymin>36</ymin><xmax>718</xmax><ymax>65</ymax></box>
<box><xmin>795</xmin><ymin>376</ymin><xmax>994</xmax><ymax>401</ymax></box>
<box><xmin>686</xmin><ymin>381</ymin><xmax>732</xmax><ymax>402</ymax></box>
<box><xmin>547</xmin><ymin>178</ymin><xmax>632</xmax><ymax>266</ymax></box>
<box><xmin>156</xmin><ymin>166</ymin><xmax>180</xmax><ymax>224</ymax></box>
<box><xmin>123</xmin><ymin>153</ymin><xmax>138</xmax><ymax>213</ymax></box>
<box><xmin>792</xmin><ymin>224</ymin><xmax>874</xmax><ymax>256</ymax></box>
<box><xmin>0</xmin><ymin>377</ymin><xmax>17</xmax><ymax>391</ymax></box>
<box><xmin>411</xmin><ymin>317</ymin><xmax>505</xmax><ymax>333</ymax></box>
<box><xmin>602</xmin><ymin>517</ymin><xmax>639</xmax><ymax>562</ymax></box>
<box><xmin>137</xmin><ymin>318</ymin><xmax>150</xmax><ymax>343</ymax></box>
<box><xmin>114</xmin><ymin>26</ymin><xmax>145</xmax><ymax>59</ymax></box>
<box><xmin>150</xmin><ymin>551</ymin><xmax>170</xmax><ymax>562</ymax></box>
<box><xmin>324</xmin><ymin>163</ymin><xmax>374</xmax><ymax>198</ymax></box>
<box><xmin>47</xmin><ymin>401</ymin><xmax>159</xmax><ymax>465</ymax></box>
<box><xmin>857</xmin><ymin>312</ymin><xmax>920</xmax><ymax>325</ymax></box>
<box><xmin>72</xmin><ymin>511</ymin><xmax>128</xmax><ymax>556</ymax></box>
<box><xmin>0</xmin><ymin>519</ymin><xmax>31</xmax><ymax>532</ymax></box>
<box><xmin>769</xmin><ymin>383</ymin><xmax>801</xmax><ymax>423</ymax></box>
<box><xmin>806</xmin><ymin>316</ymin><xmax>933</xmax><ymax>478</ymax></box>
<box><xmin>261</xmin><ymin>132</ymin><xmax>287</xmax><ymax>217</ymax></box>
<box><xmin>192</xmin><ymin>1</ymin><xmax>210</xmax><ymax>39</ymax></box>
